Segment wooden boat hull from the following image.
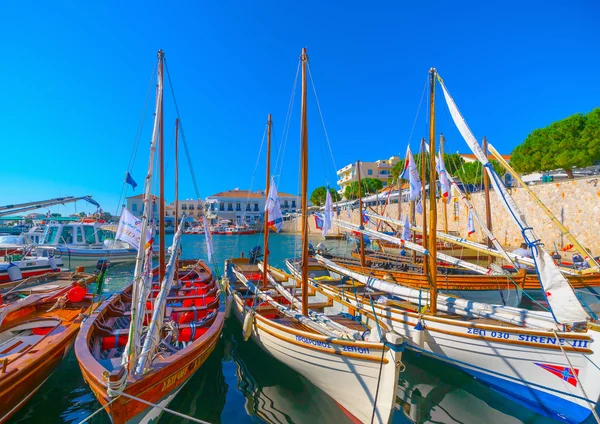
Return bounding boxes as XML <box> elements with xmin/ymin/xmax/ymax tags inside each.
<box><xmin>0</xmin><ymin>285</ymin><xmax>93</xmax><ymax>423</ymax></box>
<box><xmin>75</xmin><ymin>261</ymin><xmax>225</xmax><ymax>424</ymax></box>
<box><xmin>225</xmin><ymin>263</ymin><xmax>403</xmax><ymax>424</ymax></box>
<box><xmin>308</xmin><ymin>275</ymin><xmax>600</xmax><ymax>423</ymax></box>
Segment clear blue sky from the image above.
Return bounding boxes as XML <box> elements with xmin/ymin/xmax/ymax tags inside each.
<box><xmin>1</xmin><ymin>1</ymin><xmax>598</xmax><ymax>215</ymax></box>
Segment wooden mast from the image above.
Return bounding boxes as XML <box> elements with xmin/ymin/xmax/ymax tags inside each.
<box><xmin>482</xmin><ymin>136</ymin><xmax>493</xmax><ymax>264</ymax></box>
<box><xmin>420</xmin><ymin>138</ymin><xmax>428</xmax><ymax>276</ymax></box>
<box><xmin>440</xmin><ymin>133</ymin><xmax>449</xmax><ymax>234</ymax></box>
<box><xmin>357</xmin><ymin>160</ymin><xmax>366</xmax><ymax>267</ymax></box>
<box><xmin>428</xmin><ymin>68</ymin><xmax>438</xmax><ymax>314</ymax></box>
<box><xmin>158</xmin><ymin>50</ymin><xmax>166</xmax><ymax>281</ymax></box>
<box><xmin>262</xmin><ymin>114</ymin><xmax>272</xmax><ymax>288</ymax></box>
<box><xmin>174</xmin><ymin>118</ymin><xmax>179</xmax><ymax>229</ymax></box>
<box><xmin>300</xmin><ymin>48</ymin><xmax>309</xmax><ymax>316</ymax></box>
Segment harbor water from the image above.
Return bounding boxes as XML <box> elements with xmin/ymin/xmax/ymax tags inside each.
<box><xmin>11</xmin><ymin>234</ymin><xmax>564</xmax><ymax>423</ymax></box>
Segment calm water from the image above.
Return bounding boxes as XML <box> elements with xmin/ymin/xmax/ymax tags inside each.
<box><xmin>11</xmin><ymin>234</ymin><xmax>564</xmax><ymax>423</ymax></box>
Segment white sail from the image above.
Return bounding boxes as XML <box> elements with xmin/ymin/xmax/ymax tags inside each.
<box><xmin>332</xmin><ymin>217</ymin><xmax>494</xmax><ymax>276</ymax></box>
<box><xmin>314</xmin><ymin>255</ymin><xmax>557</xmax><ymax>329</ymax></box>
<box><xmin>135</xmin><ymin>215</ymin><xmax>186</xmax><ymax>374</ymax></box>
<box><xmin>123</xmin><ymin>59</ymin><xmax>164</xmax><ymax>367</ymax></box>
<box><xmin>438</xmin><ymin>75</ymin><xmax>589</xmax><ymax>325</ymax></box>
<box><xmin>322</xmin><ymin>188</ymin><xmax>333</xmax><ymax>236</ymax></box>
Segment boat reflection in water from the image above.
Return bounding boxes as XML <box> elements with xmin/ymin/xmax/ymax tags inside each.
<box><xmin>224</xmin><ymin>319</ymin><xmax>350</xmax><ymax>424</ymax></box>
<box><xmin>396</xmin><ymin>352</ymin><xmax>554</xmax><ymax>424</ymax></box>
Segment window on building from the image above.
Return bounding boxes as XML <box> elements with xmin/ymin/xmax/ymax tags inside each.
<box><xmin>189</xmin><ymin>205</ymin><xmax>194</xmax><ymax>210</ymax></box>
<box><xmin>284</xmin><ymin>200</ymin><xmax>289</xmax><ymax>208</ymax></box>
<box><xmin>182</xmin><ymin>204</ymin><xmax>187</xmax><ymax>210</ymax></box>
<box><xmin>132</xmin><ymin>203</ymin><xmax>138</xmax><ymax>212</ymax></box>
<box><xmin>368</xmin><ymin>169</ymin><xmax>373</xmax><ymax>175</ymax></box>
<box><xmin>236</xmin><ymin>203</ymin><xmax>241</xmax><ymax>211</ymax></box>
<box><xmin>291</xmin><ymin>200</ymin><xmax>296</xmax><ymax>208</ymax></box>
<box><xmin>246</xmin><ymin>203</ymin><xmax>251</xmax><ymax>211</ymax></box>
<box><xmin>382</xmin><ymin>181</ymin><xmax>387</xmax><ymax>187</ymax></box>
<box><xmin>219</xmin><ymin>203</ymin><xmax>224</xmax><ymax>211</ymax></box>
<box><xmin>228</xmin><ymin>203</ymin><xmax>233</xmax><ymax>211</ymax></box>
<box><xmin>254</xmin><ymin>203</ymin><xmax>259</xmax><ymax>211</ymax></box>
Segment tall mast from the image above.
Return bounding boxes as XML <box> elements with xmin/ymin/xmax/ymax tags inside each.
<box><xmin>300</xmin><ymin>48</ymin><xmax>309</xmax><ymax>316</ymax></box>
<box><xmin>174</xmin><ymin>118</ymin><xmax>179</xmax><ymax>229</ymax></box>
<box><xmin>440</xmin><ymin>134</ymin><xmax>449</xmax><ymax>234</ymax></box>
<box><xmin>428</xmin><ymin>68</ymin><xmax>438</xmax><ymax>314</ymax></box>
<box><xmin>420</xmin><ymin>138</ymin><xmax>428</xmax><ymax>276</ymax></box>
<box><xmin>357</xmin><ymin>160</ymin><xmax>366</xmax><ymax>267</ymax></box>
<box><xmin>482</xmin><ymin>136</ymin><xmax>493</xmax><ymax>264</ymax></box>
<box><xmin>262</xmin><ymin>114</ymin><xmax>272</xmax><ymax>288</ymax></box>
<box><xmin>158</xmin><ymin>50</ymin><xmax>166</xmax><ymax>282</ymax></box>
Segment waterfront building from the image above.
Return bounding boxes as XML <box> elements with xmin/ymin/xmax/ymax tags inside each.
<box><xmin>336</xmin><ymin>156</ymin><xmax>400</xmax><ymax>197</ymax></box>
<box><xmin>204</xmin><ymin>188</ymin><xmax>300</xmax><ymax>226</ymax></box>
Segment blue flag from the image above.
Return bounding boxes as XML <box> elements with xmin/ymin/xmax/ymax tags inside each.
<box><xmin>125</xmin><ymin>172</ymin><xmax>138</xmax><ymax>190</ymax></box>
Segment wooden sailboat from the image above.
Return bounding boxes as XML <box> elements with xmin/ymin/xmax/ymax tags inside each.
<box><xmin>0</xmin><ymin>271</ymin><xmax>96</xmax><ymax>423</ymax></box>
<box><xmin>224</xmin><ymin>51</ymin><xmax>405</xmax><ymax>424</ymax></box>
<box><xmin>304</xmin><ymin>68</ymin><xmax>600</xmax><ymax>423</ymax></box>
<box><xmin>75</xmin><ymin>50</ymin><xmax>225</xmax><ymax>424</ymax></box>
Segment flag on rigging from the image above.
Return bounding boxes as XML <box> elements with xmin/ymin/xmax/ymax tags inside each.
<box><xmin>203</xmin><ymin>217</ymin><xmax>214</xmax><ymax>262</ymax></box>
<box><xmin>116</xmin><ymin>208</ymin><xmax>148</xmax><ymax>249</ymax></box>
<box><xmin>265</xmin><ymin>177</ymin><xmax>284</xmax><ymax>232</ymax></box>
<box><xmin>467</xmin><ymin>210</ymin><xmax>475</xmax><ymax>235</ymax></box>
<box><xmin>399</xmin><ymin>146</ymin><xmax>422</xmax><ymax>201</ymax></box>
<box><xmin>125</xmin><ymin>172</ymin><xmax>138</xmax><ymax>190</ymax></box>
<box><xmin>401</xmin><ymin>214</ymin><xmax>411</xmax><ymax>241</ymax></box>
<box><xmin>416</xmin><ymin>200</ymin><xmax>423</xmax><ymax>215</ymax></box>
<box><xmin>437</xmin><ymin>150</ymin><xmax>452</xmax><ymax>202</ymax></box>
<box><xmin>322</xmin><ymin>188</ymin><xmax>333</xmax><ymax>236</ymax></box>
<box><xmin>314</xmin><ymin>215</ymin><xmax>323</xmax><ymax>230</ymax></box>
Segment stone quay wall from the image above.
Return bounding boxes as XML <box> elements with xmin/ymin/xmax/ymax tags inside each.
<box><xmin>284</xmin><ymin>176</ymin><xmax>600</xmax><ymax>256</ymax></box>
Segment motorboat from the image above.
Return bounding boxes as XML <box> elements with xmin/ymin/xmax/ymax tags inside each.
<box><xmin>35</xmin><ymin>219</ymin><xmax>137</xmax><ymax>268</ymax></box>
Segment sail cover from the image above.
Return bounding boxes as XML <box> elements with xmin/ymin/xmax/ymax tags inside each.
<box><xmin>437</xmin><ymin>74</ymin><xmax>589</xmax><ymax>325</ymax></box>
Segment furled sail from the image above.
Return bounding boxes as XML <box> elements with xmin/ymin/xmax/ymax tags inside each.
<box><xmin>437</xmin><ymin>74</ymin><xmax>589</xmax><ymax>325</ymax></box>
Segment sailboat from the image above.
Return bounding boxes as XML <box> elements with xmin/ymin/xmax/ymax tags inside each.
<box><xmin>75</xmin><ymin>50</ymin><xmax>225</xmax><ymax>423</ymax></box>
<box><xmin>223</xmin><ymin>51</ymin><xmax>405</xmax><ymax>424</ymax></box>
<box><xmin>302</xmin><ymin>68</ymin><xmax>600</xmax><ymax>423</ymax></box>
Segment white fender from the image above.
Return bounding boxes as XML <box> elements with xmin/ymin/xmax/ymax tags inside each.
<box><xmin>224</xmin><ymin>294</ymin><xmax>233</xmax><ymax>319</ymax></box>
<box><xmin>411</xmin><ymin>321</ymin><xmax>425</xmax><ymax>348</ymax></box>
<box><xmin>242</xmin><ymin>309</ymin><xmax>255</xmax><ymax>341</ymax></box>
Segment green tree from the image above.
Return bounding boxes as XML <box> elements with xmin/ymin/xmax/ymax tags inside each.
<box><xmin>455</xmin><ymin>160</ymin><xmax>506</xmax><ymax>185</ymax></box>
<box><xmin>79</xmin><ymin>211</ymin><xmax>86</xmax><ymax>217</ymax></box>
<box><xmin>51</xmin><ymin>213</ymin><xmax>62</xmax><ymax>218</ymax></box>
<box><xmin>344</xmin><ymin>178</ymin><xmax>384</xmax><ymax>200</ymax></box>
<box><xmin>310</xmin><ymin>186</ymin><xmax>341</xmax><ymax>206</ymax></box>
<box><xmin>511</xmin><ymin>110</ymin><xmax>600</xmax><ymax>178</ymax></box>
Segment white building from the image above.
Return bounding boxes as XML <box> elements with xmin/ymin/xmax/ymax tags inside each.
<box><xmin>336</xmin><ymin>156</ymin><xmax>400</xmax><ymax>197</ymax></box>
<box><xmin>205</xmin><ymin>188</ymin><xmax>300</xmax><ymax>226</ymax></box>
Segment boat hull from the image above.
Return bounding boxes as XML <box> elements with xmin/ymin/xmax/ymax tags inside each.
<box><xmin>38</xmin><ymin>247</ymin><xmax>137</xmax><ymax>268</ymax></box>
<box><xmin>75</xmin><ymin>260</ymin><xmax>225</xmax><ymax>424</ymax></box>
<box><xmin>312</xmin><ymin>280</ymin><xmax>600</xmax><ymax>423</ymax></box>
<box><xmin>228</xmin><ymin>289</ymin><xmax>402</xmax><ymax>424</ymax></box>
<box><xmin>0</xmin><ymin>287</ymin><xmax>92</xmax><ymax>424</ymax></box>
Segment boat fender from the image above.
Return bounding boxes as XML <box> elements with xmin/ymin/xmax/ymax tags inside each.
<box><xmin>242</xmin><ymin>309</ymin><xmax>255</xmax><ymax>341</ymax></box>
<box><xmin>68</xmin><ymin>285</ymin><xmax>87</xmax><ymax>303</ymax></box>
<box><xmin>48</xmin><ymin>256</ymin><xmax>59</xmax><ymax>271</ymax></box>
<box><xmin>411</xmin><ymin>321</ymin><xmax>425</xmax><ymax>348</ymax></box>
<box><xmin>6</xmin><ymin>262</ymin><xmax>22</xmax><ymax>282</ymax></box>
<box><xmin>224</xmin><ymin>295</ymin><xmax>233</xmax><ymax>319</ymax></box>
<box><xmin>365</xmin><ymin>329</ymin><xmax>381</xmax><ymax>343</ymax></box>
